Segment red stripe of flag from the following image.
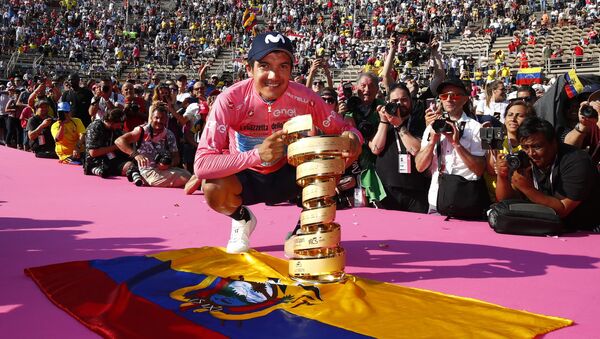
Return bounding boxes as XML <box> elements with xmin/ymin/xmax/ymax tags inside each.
<box><xmin>25</xmin><ymin>262</ymin><xmax>227</xmax><ymax>339</ymax></box>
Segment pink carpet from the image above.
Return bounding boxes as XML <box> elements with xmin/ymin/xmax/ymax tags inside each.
<box><xmin>1</xmin><ymin>146</ymin><xmax>598</xmax><ymax>338</ymax></box>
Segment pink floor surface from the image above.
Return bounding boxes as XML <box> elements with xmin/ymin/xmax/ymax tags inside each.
<box><xmin>1</xmin><ymin>146</ymin><xmax>599</xmax><ymax>338</ymax></box>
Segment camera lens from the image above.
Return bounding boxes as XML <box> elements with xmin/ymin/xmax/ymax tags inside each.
<box><xmin>384</xmin><ymin>102</ymin><xmax>398</xmax><ymax>115</ymax></box>
<box><xmin>581</xmin><ymin>105</ymin><xmax>598</xmax><ymax>119</ymax></box>
<box><xmin>102</xmin><ymin>85</ymin><xmax>110</xmax><ymax>93</ymax></box>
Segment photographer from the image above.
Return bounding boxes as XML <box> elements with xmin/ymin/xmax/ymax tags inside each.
<box><xmin>89</xmin><ymin>77</ymin><xmax>124</xmax><ymax>121</ymax></box>
<box><xmin>371</xmin><ymin>83</ymin><xmax>429</xmax><ymax>213</ymax></box>
<box><xmin>84</xmin><ymin>108</ymin><xmax>135</xmax><ymax>179</ymax></box>
<box><xmin>26</xmin><ymin>99</ymin><xmax>57</xmax><ymax>159</ymax></box>
<box><xmin>121</xmin><ymin>82</ymin><xmax>147</xmax><ymax>132</ymax></box>
<box><xmin>61</xmin><ymin>73</ymin><xmax>93</xmax><ymax>126</ymax></box>
<box><xmin>305</xmin><ymin>58</ymin><xmax>333</xmax><ymax>93</ymax></box>
<box><xmin>496</xmin><ymin>116</ymin><xmax>600</xmax><ymax>231</ymax></box>
<box><xmin>484</xmin><ymin>100</ymin><xmax>537</xmax><ymax>201</ymax></box>
<box><xmin>50</xmin><ymin>102</ymin><xmax>86</xmax><ymax>164</ymax></box>
<box><xmin>563</xmin><ymin>91</ymin><xmax>600</xmax><ymax>170</ymax></box>
<box><xmin>115</xmin><ymin>105</ymin><xmax>192</xmax><ymax>188</ymax></box>
<box><xmin>415</xmin><ymin>78</ymin><xmax>488</xmax><ymax>216</ymax></box>
<box><xmin>344</xmin><ymin>72</ymin><xmax>387</xmax><ymax>205</ymax></box>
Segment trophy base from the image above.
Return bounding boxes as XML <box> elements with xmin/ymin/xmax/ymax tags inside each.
<box><xmin>290</xmin><ymin>271</ymin><xmax>347</xmax><ymax>284</ymax></box>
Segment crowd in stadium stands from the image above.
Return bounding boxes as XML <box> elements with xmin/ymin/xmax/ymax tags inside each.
<box><xmin>1</xmin><ymin>0</ymin><xmax>599</xmax><ymax>232</ymax></box>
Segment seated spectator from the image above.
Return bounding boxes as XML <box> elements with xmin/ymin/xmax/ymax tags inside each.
<box><xmin>115</xmin><ymin>105</ymin><xmax>192</xmax><ymax>188</ymax></box>
<box><xmin>84</xmin><ymin>108</ymin><xmax>134</xmax><ymax>179</ymax></box>
<box><xmin>371</xmin><ymin>83</ymin><xmax>429</xmax><ymax>213</ymax></box>
<box><xmin>26</xmin><ymin>99</ymin><xmax>58</xmax><ymax>159</ymax></box>
<box><xmin>51</xmin><ymin>102</ymin><xmax>86</xmax><ymax>164</ymax></box>
<box><xmin>563</xmin><ymin>90</ymin><xmax>600</xmax><ymax>171</ymax></box>
<box><xmin>496</xmin><ymin>116</ymin><xmax>600</xmax><ymax>231</ymax></box>
<box><xmin>415</xmin><ymin>78</ymin><xmax>488</xmax><ymax>215</ymax></box>
<box><xmin>484</xmin><ymin>100</ymin><xmax>537</xmax><ymax>201</ymax></box>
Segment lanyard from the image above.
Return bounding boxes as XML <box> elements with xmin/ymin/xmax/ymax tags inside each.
<box><xmin>532</xmin><ymin>159</ymin><xmax>557</xmax><ymax>193</ymax></box>
<box><xmin>394</xmin><ymin>116</ymin><xmax>411</xmax><ymax>154</ymax></box>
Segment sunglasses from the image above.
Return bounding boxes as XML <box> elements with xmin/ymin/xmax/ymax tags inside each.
<box><xmin>439</xmin><ymin>92</ymin><xmax>468</xmax><ymax>100</ymax></box>
<box><xmin>321</xmin><ymin>96</ymin><xmax>337</xmax><ymax>104</ymax></box>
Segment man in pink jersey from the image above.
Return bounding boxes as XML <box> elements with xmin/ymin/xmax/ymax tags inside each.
<box><xmin>195</xmin><ymin>32</ymin><xmax>362</xmax><ymax>253</ymax></box>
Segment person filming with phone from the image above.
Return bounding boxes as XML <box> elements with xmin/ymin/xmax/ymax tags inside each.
<box><xmin>370</xmin><ymin>82</ymin><xmax>429</xmax><ymax>213</ymax></box>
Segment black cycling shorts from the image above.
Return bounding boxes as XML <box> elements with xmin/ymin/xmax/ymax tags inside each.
<box><xmin>235</xmin><ymin>164</ymin><xmax>300</xmax><ymax>205</ymax></box>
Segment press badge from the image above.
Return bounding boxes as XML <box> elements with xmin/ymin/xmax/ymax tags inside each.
<box><xmin>38</xmin><ymin>135</ymin><xmax>45</xmax><ymax>145</ymax></box>
<box><xmin>106</xmin><ymin>152</ymin><xmax>116</xmax><ymax>160</ymax></box>
<box><xmin>398</xmin><ymin>154</ymin><xmax>411</xmax><ymax>174</ymax></box>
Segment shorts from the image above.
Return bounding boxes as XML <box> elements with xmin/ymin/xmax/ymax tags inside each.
<box><xmin>236</xmin><ymin>164</ymin><xmax>300</xmax><ymax>205</ymax></box>
<box><xmin>140</xmin><ymin>166</ymin><xmax>192</xmax><ymax>188</ymax></box>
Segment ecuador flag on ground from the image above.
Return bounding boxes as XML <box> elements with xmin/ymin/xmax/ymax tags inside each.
<box><xmin>516</xmin><ymin>67</ymin><xmax>543</xmax><ymax>86</ymax></box>
<box><xmin>25</xmin><ymin>247</ymin><xmax>571</xmax><ymax>338</ymax></box>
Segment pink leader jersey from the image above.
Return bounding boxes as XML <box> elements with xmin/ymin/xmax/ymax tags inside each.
<box><xmin>195</xmin><ymin>78</ymin><xmax>362</xmax><ymax>178</ymax></box>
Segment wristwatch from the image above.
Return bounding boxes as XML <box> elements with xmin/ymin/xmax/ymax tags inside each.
<box><xmin>574</xmin><ymin>123</ymin><xmax>584</xmax><ymax>133</ymax></box>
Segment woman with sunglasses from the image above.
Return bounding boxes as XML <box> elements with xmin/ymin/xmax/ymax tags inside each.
<box><xmin>484</xmin><ymin>100</ymin><xmax>536</xmax><ymax>201</ymax></box>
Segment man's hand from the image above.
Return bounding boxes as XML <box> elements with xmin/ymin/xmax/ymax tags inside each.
<box><xmin>424</xmin><ymin>104</ymin><xmax>441</xmax><ymax>126</ymax></box>
<box><xmin>41</xmin><ymin>118</ymin><xmax>54</xmax><ymax>128</ymax></box>
<box><xmin>444</xmin><ymin>121</ymin><xmax>460</xmax><ymax>145</ymax></box>
<box><xmin>134</xmin><ymin>154</ymin><xmax>150</xmax><ymax>168</ymax></box>
<box><xmin>258</xmin><ymin>129</ymin><xmax>286</xmax><ymax>163</ymax></box>
<box><xmin>341</xmin><ymin>130</ymin><xmax>361</xmax><ymax>166</ymax></box>
<box><xmin>511</xmin><ymin>167</ymin><xmax>534</xmax><ymax>192</ymax></box>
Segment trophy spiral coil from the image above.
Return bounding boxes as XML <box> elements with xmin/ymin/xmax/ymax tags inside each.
<box><xmin>283</xmin><ymin>115</ymin><xmax>349</xmax><ymax>283</ymax></box>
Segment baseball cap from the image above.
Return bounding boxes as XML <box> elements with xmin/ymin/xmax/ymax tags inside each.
<box><xmin>57</xmin><ymin>101</ymin><xmax>71</xmax><ymax>112</ymax></box>
<box><xmin>247</xmin><ymin>32</ymin><xmax>294</xmax><ymax>62</ymax></box>
<box><xmin>436</xmin><ymin>77</ymin><xmax>467</xmax><ymax>95</ymax></box>
<box><xmin>588</xmin><ymin>89</ymin><xmax>600</xmax><ymax>102</ymax></box>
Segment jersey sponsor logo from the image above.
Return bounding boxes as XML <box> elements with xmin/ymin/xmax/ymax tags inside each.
<box><xmin>285</xmin><ymin>92</ymin><xmax>310</xmax><ymax>104</ymax></box>
<box><xmin>321</xmin><ymin>111</ymin><xmax>337</xmax><ymax>128</ymax></box>
<box><xmin>272</xmin><ymin>108</ymin><xmax>296</xmax><ymax>118</ymax></box>
<box><xmin>264</xmin><ymin>33</ymin><xmax>286</xmax><ymax>44</ymax></box>
<box><xmin>205</xmin><ymin>120</ymin><xmax>227</xmax><ymax>134</ymax></box>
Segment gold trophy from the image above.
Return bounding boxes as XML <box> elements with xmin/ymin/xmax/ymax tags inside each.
<box><xmin>283</xmin><ymin>115</ymin><xmax>349</xmax><ymax>283</ymax></box>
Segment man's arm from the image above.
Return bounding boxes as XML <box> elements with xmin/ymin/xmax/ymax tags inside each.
<box><xmin>428</xmin><ymin>39</ymin><xmax>445</xmax><ymax>95</ymax></box>
<box><xmin>381</xmin><ymin>36</ymin><xmax>398</xmax><ymax>92</ymax></box>
<box><xmin>115</xmin><ymin>127</ymin><xmax>149</xmax><ymax>167</ymax></box>
<box><xmin>415</xmin><ymin>127</ymin><xmax>440</xmax><ymax>172</ymax></box>
<box><xmin>511</xmin><ymin>168</ymin><xmax>582</xmax><ymax>218</ymax></box>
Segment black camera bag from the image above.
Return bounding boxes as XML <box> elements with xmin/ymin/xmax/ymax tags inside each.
<box><xmin>488</xmin><ymin>199</ymin><xmax>566</xmax><ymax>236</ymax></box>
<box><xmin>435</xmin><ymin>139</ymin><xmax>490</xmax><ymax>220</ymax></box>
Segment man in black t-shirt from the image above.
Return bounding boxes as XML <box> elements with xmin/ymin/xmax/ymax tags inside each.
<box><xmin>26</xmin><ymin>99</ymin><xmax>58</xmax><ymax>159</ymax></box>
<box><xmin>496</xmin><ymin>116</ymin><xmax>600</xmax><ymax>231</ymax></box>
<box><xmin>84</xmin><ymin>108</ymin><xmax>133</xmax><ymax>178</ymax></box>
<box><xmin>371</xmin><ymin>83</ymin><xmax>430</xmax><ymax>213</ymax></box>
<box><xmin>61</xmin><ymin>73</ymin><xmax>93</xmax><ymax>126</ymax></box>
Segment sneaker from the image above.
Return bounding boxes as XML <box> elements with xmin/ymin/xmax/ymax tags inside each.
<box><xmin>226</xmin><ymin>208</ymin><xmax>257</xmax><ymax>254</ymax></box>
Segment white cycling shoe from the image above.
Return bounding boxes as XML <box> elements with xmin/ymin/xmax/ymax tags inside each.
<box><xmin>226</xmin><ymin>208</ymin><xmax>257</xmax><ymax>254</ymax></box>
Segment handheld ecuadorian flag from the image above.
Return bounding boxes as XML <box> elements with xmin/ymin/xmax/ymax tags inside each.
<box><xmin>516</xmin><ymin>67</ymin><xmax>542</xmax><ymax>86</ymax></box>
<box><xmin>26</xmin><ymin>247</ymin><xmax>572</xmax><ymax>338</ymax></box>
<box><xmin>564</xmin><ymin>69</ymin><xmax>584</xmax><ymax>98</ymax></box>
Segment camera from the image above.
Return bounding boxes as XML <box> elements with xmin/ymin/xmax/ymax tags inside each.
<box><xmin>102</xmin><ymin>85</ymin><xmax>111</xmax><ymax>93</ymax></box>
<box><xmin>480</xmin><ymin>127</ymin><xmax>505</xmax><ymax>150</ymax></box>
<box><xmin>124</xmin><ymin>102</ymin><xmax>140</xmax><ymax>117</ymax></box>
<box><xmin>581</xmin><ymin>105</ymin><xmax>598</xmax><ymax>119</ymax></box>
<box><xmin>56</xmin><ymin>110</ymin><xmax>66</xmax><ymax>121</ymax></box>
<box><xmin>154</xmin><ymin>151</ymin><xmax>172</xmax><ymax>166</ymax></box>
<box><xmin>346</xmin><ymin>95</ymin><xmax>363</xmax><ymax>113</ymax></box>
<box><xmin>385</xmin><ymin>102</ymin><xmax>410</xmax><ymax>118</ymax></box>
<box><xmin>396</xmin><ymin>28</ymin><xmax>433</xmax><ymax>43</ymax></box>
<box><xmin>432</xmin><ymin>113</ymin><xmax>453</xmax><ymax>134</ymax></box>
<box><xmin>341</xmin><ymin>82</ymin><xmax>353</xmax><ymax>101</ymax></box>
<box><xmin>506</xmin><ymin>150</ymin><xmax>530</xmax><ymax>172</ymax></box>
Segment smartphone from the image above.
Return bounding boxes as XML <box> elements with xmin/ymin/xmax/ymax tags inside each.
<box><xmin>425</xmin><ymin>98</ymin><xmax>437</xmax><ymax>110</ymax></box>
